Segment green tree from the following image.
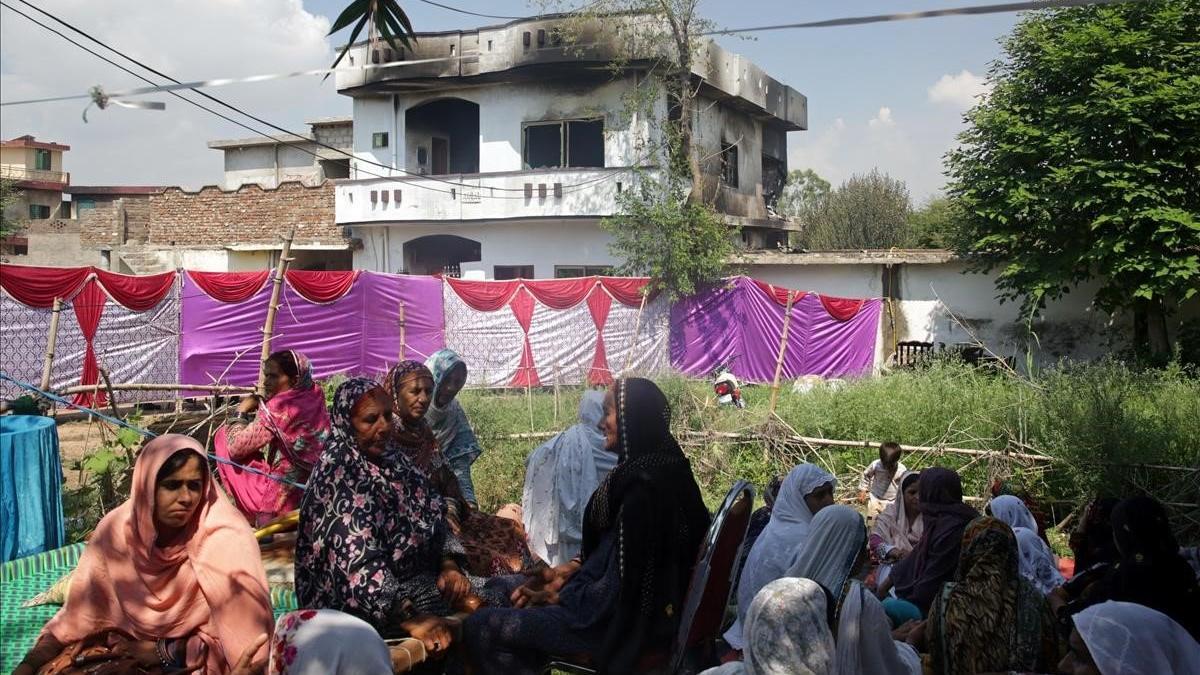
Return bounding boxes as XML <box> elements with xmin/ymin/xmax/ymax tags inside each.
<box><xmin>946</xmin><ymin>0</ymin><xmax>1200</xmax><ymax>357</ymax></box>
<box><xmin>908</xmin><ymin>196</ymin><xmax>962</xmax><ymax>249</ymax></box>
<box><xmin>778</xmin><ymin>169</ymin><xmax>831</xmax><ymax>220</ymax></box>
<box><xmin>800</xmin><ymin>169</ymin><xmax>913</xmax><ymax>250</ymax></box>
<box><xmin>0</xmin><ymin>178</ymin><xmax>22</xmax><ymax>239</ymax></box>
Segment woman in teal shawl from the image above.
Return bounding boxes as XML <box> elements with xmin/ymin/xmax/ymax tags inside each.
<box><xmin>425</xmin><ymin>349</ymin><xmax>484</xmax><ymax>505</ymax></box>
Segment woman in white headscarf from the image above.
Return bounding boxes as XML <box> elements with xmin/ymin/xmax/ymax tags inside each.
<box><xmin>836</xmin><ymin>583</ymin><xmax>923</xmax><ymax>675</ymax></box>
<box><xmin>1060</xmin><ymin>601</ymin><xmax>1200</xmax><ymax>674</ymax></box>
<box><xmin>521</xmin><ymin>390</ymin><xmax>615</xmax><ymax>566</ymax></box>
<box><xmin>702</xmin><ymin>578</ymin><xmax>836</xmax><ymax>675</ymax></box>
<box><xmin>989</xmin><ymin>494</ymin><xmax>1064</xmax><ymax>595</ymax></box>
<box><xmin>723</xmin><ymin>463</ymin><xmax>835</xmax><ymax>650</ymax></box>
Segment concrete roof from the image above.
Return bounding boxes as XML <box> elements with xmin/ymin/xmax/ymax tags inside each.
<box><xmin>2</xmin><ymin>135</ymin><xmax>70</xmax><ymax>151</ymax></box>
<box><xmin>207</xmin><ymin>134</ymin><xmax>312</xmax><ymax>149</ymax></box>
<box><xmin>66</xmin><ymin>185</ymin><xmax>163</xmax><ymax>195</ymax></box>
<box><xmin>737</xmin><ymin>249</ymin><xmax>957</xmax><ymax>265</ymax></box>
<box><xmin>305</xmin><ymin>115</ymin><xmax>353</xmax><ymax>126</ymax></box>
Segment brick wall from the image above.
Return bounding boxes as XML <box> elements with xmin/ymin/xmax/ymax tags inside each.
<box><xmin>78</xmin><ymin>197</ymin><xmax>154</xmax><ymax>248</ymax></box>
<box><xmin>313</xmin><ymin>123</ymin><xmax>352</xmax><ymax>150</ymax></box>
<box><xmin>147</xmin><ymin>180</ymin><xmax>341</xmax><ymax>246</ymax></box>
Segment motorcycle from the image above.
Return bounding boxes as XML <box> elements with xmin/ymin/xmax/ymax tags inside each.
<box><xmin>711</xmin><ymin>359</ymin><xmax>746</xmax><ymax>409</ymax></box>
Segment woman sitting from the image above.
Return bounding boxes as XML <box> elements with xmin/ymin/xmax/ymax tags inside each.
<box><xmin>725</xmin><ymin>463</ymin><xmax>835</xmax><ymax>650</ymax></box>
<box><xmin>1059</xmin><ymin>601</ymin><xmax>1200</xmax><ymax>674</ymax></box>
<box><xmin>385</xmin><ymin>360</ymin><xmax>539</xmax><ymax>577</ymax></box>
<box><xmin>1069</xmin><ymin>497</ymin><xmax>1120</xmax><ymax>571</ymax></box>
<box><xmin>909</xmin><ymin>517</ymin><xmax>1061</xmax><ymax>674</ymax></box>
<box><xmin>17</xmin><ymin>435</ymin><xmax>273</xmax><ymax>675</ymax></box>
<box><xmin>702</xmin><ymin>578</ymin><xmax>837</xmax><ymax>675</ymax></box>
<box><xmin>462</xmin><ymin>378</ymin><xmax>710</xmax><ymax>674</ymax></box>
<box><xmin>877</xmin><ymin>467</ymin><xmax>977</xmax><ymax>620</ymax></box>
<box><xmin>425</xmin><ymin>349</ymin><xmax>484</xmax><ymax>504</ymax></box>
<box><xmin>215</xmin><ymin>350</ymin><xmax>330</xmax><ymax>526</ymax></box>
<box><xmin>869</xmin><ymin>471</ymin><xmax>923</xmax><ymax>588</ymax></box>
<box><xmin>294</xmin><ymin>378</ymin><xmax>468</xmax><ymax>657</ymax></box>
<box><xmin>989</xmin><ymin>494</ymin><xmax>1065</xmax><ymax>595</ymax></box>
<box><xmin>522</xmin><ymin>390</ymin><xmax>615</xmax><ymax>566</ymax></box>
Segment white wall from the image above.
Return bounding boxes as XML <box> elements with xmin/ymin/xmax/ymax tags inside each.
<box><xmin>222</xmin><ymin>145</ymin><xmax>322</xmax><ymax>188</ymax></box>
<box><xmin>352</xmin><ymin>219</ymin><xmax>619</xmax><ymax>279</ymax></box>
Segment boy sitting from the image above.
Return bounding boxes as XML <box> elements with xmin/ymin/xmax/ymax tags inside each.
<box><xmin>857</xmin><ymin>442</ymin><xmax>907</xmax><ymax>518</ymax></box>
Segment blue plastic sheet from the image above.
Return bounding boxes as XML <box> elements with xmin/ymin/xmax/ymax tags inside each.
<box><xmin>0</xmin><ymin>416</ymin><xmax>65</xmax><ymax>562</ymax></box>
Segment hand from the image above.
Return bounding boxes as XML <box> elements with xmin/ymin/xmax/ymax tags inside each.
<box><xmin>113</xmin><ymin>640</ymin><xmax>163</xmax><ymax>669</ymax></box>
<box><xmin>509</xmin><ymin>562</ymin><xmax>579</xmax><ymax>607</ymax></box>
<box><xmin>437</xmin><ymin>567</ymin><xmax>470</xmax><ymax>606</ymax></box>
<box><xmin>230</xmin><ymin>634</ymin><xmax>268</xmax><ymax>675</ymax></box>
<box><xmin>857</xmin><ymin>491</ymin><xmax>868</xmax><ymax>505</ymax></box>
<box><xmin>905</xmin><ymin>620</ymin><xmax>928</xmax><ymax>651</ymax></box>
<box><xmin>891</xmin><ymin>619</ymin><xmax>920</xmax><ymax>640</ymax></box>
<box><xmin>237</xmin><ymin>396</ymin><xmax>260</xmax><ymax>415</ymax></box>
<box><xmin>400</xmin><ymin>615</ymin><xmax>453</xmax><ymax>657</ymax></box>
<box><xmin>512</xmin><ymin>585</ymin><xmax>560</xmax><ymax>608</ymax></box>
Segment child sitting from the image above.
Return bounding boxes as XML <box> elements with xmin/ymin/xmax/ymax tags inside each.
<box><xmin>857</xmin><ymin>442</ymin><xmax>907</xmax><ymax>519</ymax></box>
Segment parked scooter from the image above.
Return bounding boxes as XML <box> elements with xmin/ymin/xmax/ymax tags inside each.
<box><xmin>711</xmin><ymin>359</ymin><xmax>746</xmax><ymax>408</ymax></box>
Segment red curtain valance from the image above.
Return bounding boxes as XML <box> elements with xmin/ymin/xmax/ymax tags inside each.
<box><xmin>445</xmin><ymin>278</ymin><xmax>521</xmax><ymax>312</ymax></box>
<box><xmin>448</xmin><ymin>276</ymin><xmax>650</xmax><ymax>312</ymax></box>
<box><xmin>752</xmin><ymin>279</ymin><xmax>807</xmax><ymax>307</ymax></box>
<box><xmin>820</xmin><ymin>295</ymin><xmax>867</xmax><ymax>322</ymax></box>
<box><xmin>286</xmin><ymin>270</ymin><xmax>360</xmax><ymax>303</ymax></box>
<box><xmin>187</xmin><ymin>270</ymin><xmax>270</xmax><ymax>303</ymax></box>
<box><xmin>0</xmin><ymin>265</ymin><xmax>175</xmax><ymax>310</ymax></box>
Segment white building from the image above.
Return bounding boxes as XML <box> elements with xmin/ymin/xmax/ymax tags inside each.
<box><xmin>208</xmin><ymin>116</ymin><xmax>353</xmax><ymax>189</ymax></box>
<box><xmin>334</xmin><ymin>14</ymin><xmax>806</xmax><ymax>279</ymax></box>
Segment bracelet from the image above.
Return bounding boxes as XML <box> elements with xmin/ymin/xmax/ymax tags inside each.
<box><xmin>155</xmin><ymin>639</ymin><xmax>174</xmax><ymax>670</ymax></box>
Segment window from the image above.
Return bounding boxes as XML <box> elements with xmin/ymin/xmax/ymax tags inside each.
<box><xmin>1</xmin><ymin>237</ymin><xmax>29</xmax><ymax>256</ymax></box>
<box><xmin>76</xmin><ymin>198</ymin><xmax>96</xmax><ymax>213</ymax></box>
<box><xmin>34</xmin><ymin>149</ymin><xmax>51</xmax><ymax>171</ymax></box>
<box><xmin>28</xmin><ymin>204</ymin><xmax>51</xmax><ymax>219</ymax></box>
<box><xmin>494</xmin><ymin>265</ymin><xmax>534</xmax><ymax>280</ymax></box>
<box><xmin>522</xmin><ymin>119</ymin><xmax>604</xmax><ymax>170</ymax></box>
<box><xmin>554</xmin><ymin>265</ymin><xmax>611</xmax><ymax>278</ymax></box>
<box><xmin>372</xmin><ymin>132</ymin><xmax>389</xmax><ymax>148</ymax></box>
<box><xmin>720</xmin><ymin>141</ymin><xmax>739</xmax><ymax>188</ymax></box>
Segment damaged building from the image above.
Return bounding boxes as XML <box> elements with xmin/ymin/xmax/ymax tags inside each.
<box><xmin>333</xmin><ymin>13</ymin><xmax>807</xmax><ymax>278</ymax></box>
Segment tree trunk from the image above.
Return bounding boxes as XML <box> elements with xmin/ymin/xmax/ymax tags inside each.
<box><xmin>1134</xmin><ymin>297</ymin><xmax>1171</xmax><ymax>359</ymax></box>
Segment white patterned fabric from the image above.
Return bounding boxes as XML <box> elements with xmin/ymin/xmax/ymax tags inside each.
<box><xmin>836</xmin><ymin>582</ymin><xmax>922</xmax><ymax>675</ymax></box>
<box><xmin>1074</xmin><ymin>601</ymin><xmax>1200</xmax><ymax>675</ymax></box>
<box><xmin>702</xmin><ymin>578</ymin><xmax>836</xmax><ymax>675</ymax></box>
<box><xmin>1014</xmin><ymin>526</ymin><xmax>1065</xmax><ymax>595</ymax></box>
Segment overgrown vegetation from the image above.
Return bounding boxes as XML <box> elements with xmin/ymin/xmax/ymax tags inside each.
<box><xmin>61</xmin><ymin>419</ymin><xmax>143</xmax><ymax>542</ymax></box>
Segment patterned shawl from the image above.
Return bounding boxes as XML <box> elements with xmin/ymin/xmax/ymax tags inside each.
<box><xmin>383</xmin><ymin>360</ymin><xmax>441</xmax><ymax>474</ymax></box>
<box><xmin>295</xmin><ymin>378</ymin><xmax>445</xmax><ymax>626</ymax></box>
<box><xmin>580</xmin><ymin>377</ymin><xmax>710</xmax><ymax>674</ymax></box>
<box><xmin>258</xmin><ymin>351</ymin><xmax>330</xmax><ymax>472</ymax></box>
<box><xmin>929</xmin><ymin>517</ymin><xmax>1057</xmax><ymax>674</ymax></box>
<box><xmin>424</xmin><ymin>349</ymin><xmax>483</xmax><ymax>465</ymax></box>
<box><xmin>871</xmin><ymin>470</ymin><xmax>924</xmax><ymax>558</ymax></box>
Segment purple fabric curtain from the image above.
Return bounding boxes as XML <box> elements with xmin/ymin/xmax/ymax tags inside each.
<box><xmin>670</xmin><ymin>277</ymin><xmax>880</xmax><ymax>381</ymax></box>
<box><xmin>179</xmin><ymin>272</ymin><xmax>444</xmax><ymax>388</ymax></box>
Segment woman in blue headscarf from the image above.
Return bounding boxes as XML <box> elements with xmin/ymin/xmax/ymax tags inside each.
<box><xmin>425</xmin><ymin>349</ymin><xmax>484</xmax><ymax>505</ymax></box>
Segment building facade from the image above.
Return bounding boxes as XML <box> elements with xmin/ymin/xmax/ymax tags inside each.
<box><xmin>209</xmin><ymin>117</ymin><xmax>353</xmax><ymax>189</ymax></box>
<box><xmin>333</xmin><ymin>14</ymin><xmax>807</xmax><ymax>279</ymax></box>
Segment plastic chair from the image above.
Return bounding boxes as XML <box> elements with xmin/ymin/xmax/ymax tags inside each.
<box><xmin>544</xmin><ymin>480</ymin><xmax>755</xmax><ymax>674</ymax></box>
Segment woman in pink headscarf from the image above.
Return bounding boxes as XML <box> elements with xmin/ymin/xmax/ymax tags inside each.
<box><xmin>214</xmin><ymin>350</ymin><xmax>330</xmax><ymax>526</ymax></box>
<box><xmin>15</xmin><ymin>434</ymin><xmax>274</xmax><ymax>675</ymax></box>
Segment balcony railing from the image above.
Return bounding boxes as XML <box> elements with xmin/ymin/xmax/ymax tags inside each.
<box><xmin>0</xmin><ymin>165</ymin><xmax>69</xmax><ymax>185</ymax></box>
<box><xmin>336</xmin><ymin>167</ymin><xmax>653</xmax><ymax>224</ymax></box>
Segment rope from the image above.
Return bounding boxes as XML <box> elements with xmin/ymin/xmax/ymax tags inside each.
<box><xmin>0</xmin><ymin>372</ymin><xmax>307</xmax><ymax>489</ymax></box>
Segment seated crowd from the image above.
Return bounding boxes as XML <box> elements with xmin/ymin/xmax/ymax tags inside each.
<box><xmin>15</xmin><ymin>350</ymin><xmax>1200</xmax><ymax>675</ymax></box>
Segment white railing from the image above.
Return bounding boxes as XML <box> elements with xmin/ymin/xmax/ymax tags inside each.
<box><xmin>0</xmin><ymin>165</ymin><xmax>69</xmax><ymax>184</ymax></box>
<box><xmin>336</xmin><ymin>167</ymin><xmax>653</xmax><ymax>224</ymax></box>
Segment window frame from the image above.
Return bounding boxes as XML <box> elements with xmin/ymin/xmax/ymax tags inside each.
<box><xmin>372</xmin><ymin>132</ymin><xmax>389</xmax><ymax>149</ymax></box>
<box><xmin>720</xmin><ymin>140</ymin><xmax>739</xmax><ymax>189</ymax></box>
<box><xmin>521</xmin><ymin>118</ymin><xmax>605</xmax><ymax>170</ymax></box>
<box><xmin>494</xmin><ymin>265</ymin><xmax>535</xmax><ymax>280</ymax></box>
<box><xmin>554</xmin><ymin>265</ymin><xmax>612</xmax><ymax>278</ymax></box>
<box><xmin>34</xmin><ymin>149</ymin><xmax>52</xmax><ymax>171</ymax></box>
<box><xmin>28</xmin><ymin>204</ymin><xmax>51</xmax><ymax>219</ymax></box>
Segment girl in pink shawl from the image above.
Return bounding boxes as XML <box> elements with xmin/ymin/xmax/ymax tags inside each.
<box><xmin>214</xmin><ymin>350</ymin><xmax>330</xmax><ymax>526</ymax></box>
<box><xmin>869</xmin><ymin>471</ymin><xmax>924</xmax><ymax>587</ymax></box>
<box><xmin>16</xmin><ymin>435</ymin><xmax>273</xmax><ymax>675</ymax></box>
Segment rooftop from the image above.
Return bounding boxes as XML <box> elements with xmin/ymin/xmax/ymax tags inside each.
<box><xmin>66</xmin><ymin>185</ymin><xmax>163</xmax><ymax>196</ymax></box>
<box><xmin>305</xmin><ymin>115</ymin><xmax>353</xmax><ymax>126</ymax></box>
<box><xmin>737</xmin><ymin>249</ymin><xmax>958</xmax><ymax>265</ymax></box>
<box><xmin>2</xmin><ymin>135</ymin><xmax>70</xmax><ymax>152</ymax></box>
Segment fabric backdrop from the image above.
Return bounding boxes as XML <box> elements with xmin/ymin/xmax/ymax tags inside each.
<box><xmin>671</xmin><ymin>276</ymin><xmax>880</xmax><ymax>381</ymax></box>
<box><xmin>179</xmin><ymin>271</ymin><xmax>443</xmax><ymax>388</ymax></box>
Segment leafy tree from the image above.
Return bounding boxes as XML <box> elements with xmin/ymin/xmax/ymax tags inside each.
<box><xmin>800</xmin><ymin>169</ymin><xmax>913</xmax><ymax>250</ymax></box>
<box><xmin>908</xmin><ymin>196</ymin><xmax>962</xmax><ymax>249</ymax></box>
<box><xmin>0</xmin><ymin>178</ymin><xmax>22</xmax><ymax>239</ymax></box>
<box><xmin>946</xmin><ymin>0</ymin><xmax>1200</xmax><ymax>357</ymax></box>
<box><xmin>778</xmin><ymin>169</ymin><xmax>831</xmax><ymax>220</ymax></box>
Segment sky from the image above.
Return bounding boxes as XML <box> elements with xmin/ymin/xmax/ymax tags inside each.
<box><xmin>0</xmin><ymin>0</ymin><xmax>1016</xmax><ymax>201</ymax></box>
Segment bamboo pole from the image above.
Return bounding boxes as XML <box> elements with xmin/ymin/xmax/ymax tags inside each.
<box><xmin>684</xmin><ymin>430</ymin><xmax>1055</xmax><ymax>463</ymax></box>
<box><xmin>58</xmin><ymin>383</ymin><xmax>256</xmax><ymax>395</ymax></box>
<box><xmin>553</xmin><ymin>361</ymin><xmax>560</xmax><ymax>427</ymax></box>
<box><xmin>97</xmin><ymin>365</ymin><xmax>120</xmax><ymax>419</ymax></box>
<box><xmin>526</xmin><ymin>377</ymin><xmax>535</xmax><ymax>433</ymax></box>
<box><xmin>39</xmin><ymin>297</ymin><xmax>63</xmax><ymax>391</ymax></box>
<box><xmin>397</xmin><ymin>301</ymin><xmax>407</xmax><ymax>362</ymax></box>
<box><xmin>257</xmin><ymin>228</ymin><xmax>296</xmax><ymax>395</ymax></box>
<box><xmin>622</xmin><ymin>291</ymin><xmax>649</xmax><ymax>374</ymax></box>
<box><xmin>768</xmin><ymin>292</ymin><xmax>797</xmax><ymax>414</ymax></box>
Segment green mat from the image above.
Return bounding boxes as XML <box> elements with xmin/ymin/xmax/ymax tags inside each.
<box><xmin>1</xmin><ymin>544</ymin><xmax>297</xmax><ymax>672</ymax></box>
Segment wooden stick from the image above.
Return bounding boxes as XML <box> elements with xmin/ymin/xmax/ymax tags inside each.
<box><xmin>526</xmin><ymin>377</ymin><xmax>535</xmax><ymax>433</ymax></box>
<box><xmin>768</xmin><ymin>292</ymin><xmax>797</xmax><ymax>414</ymax></box>
<box><xmin>257</xmin><ymin>228</ymin><xmax>296</xmax><ymax>394</ymax></box>
<box><xmin>553</xmin><ymin>361</ymin><xmax>560</xmax><ymax>427</ymax></box>
<box><xmin>39</xmin><ymin>297</ymin><xmax>63</xmax><ymax>391</ymax></box>
<box><xmin>397</xmin><ymin>301</ymin><xmax>407</xmax><ymax>362</ymax></box>
<box><xmin>97</xmin><ymin>365</ymin><xmax>120</xmax><ymax>419</ymax></box>
<box><xmin>684</xmin><ymin>430</ymin><xmax>1055</xmax><ymax>463</ymax></box>
<box><xmin>622</xmin><ymin>291</ymin><xmax>649</xmax><ymax>374</ymax></box>
<box><xmin>58</xmin><ymin>382</ymin><xmax>256</xmax><ymax>395</ymax></box>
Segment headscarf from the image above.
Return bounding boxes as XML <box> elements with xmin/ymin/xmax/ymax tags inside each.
<box><xmin>1073</xmin><ymin>601</ymin><xmax>1200</xmax><ymax>675</ymax></box>
<box><xmin>988</xmin><ymin>494</ymin><xmax>1039</xmax><ymax>533</ymax></box>
<box><xmin>383</xmin><ymin>360</ymin><xmax>440</xmax><ymax>473</ymax></box>
<box><xmin>258</xmin><ymin>351</ymin><xmax>329</xmax><ymax>472</ymax></box>
<box><xmin>928</xmin><ymin>517</ymin><xmax>1058</xmax><ymax>674</ymax></box>
<box><xmin>269</xmin><ymin>609</ymin><xmax>393</xmax><ymax>675</ymax></box>
<box><xmin>890</xmin><ymin>467</ymin><xmax>978</xmax><ymax>613</ymax></box>
<box><xmin>784</xmin><ymin>504</ymin><xmax>867</xmax><ymax>616</ymax></box>
<box><xmin>726</xmin><ymin>463</ymin><xmax>835</xmax><ymax>649</ymax></box>
<box><xmin>44</xmin><ymin>435</ymin><xmax>272</xmax><ymax>674</ymax></box>
<box><xmin>1103</xmin><ymin>495</ymin><xmax>1200</xmax><ymax>638</ymax></box>
<box><xmin>1070</xmin><ymin>497</ymin><xmax>1119</xmax><ymax>570</ymax></box>
<box><xmin>522</xmin><ymin>390</ymin><xmax>614</xmax><ymax>566</ymax></box>
<box><xmin>835</xmin><ymin>582</ymin><xmax>923</xmax><ymax>675</ymax></box>
<box><xmin>871</xmin><ymin>471</ymin><xmax>923</xmax><ymax>558</ymax></box>
<box><xmin>580</xmin><ymin>377</ymin><xmax>710</xmax><ymax>674</ymax></box>
<box><xmin>295</xmin><ymin>378</ymin><xmax>446</xmax><ymax>627</ymax></box>
<box><xmin>705</xmin><ymin>578</ymin><xmax>837</xmax><ymax>675</ymax></box>
<box><xmin>424</xmin><ymin>349</ymin><xmax>483</xmax><ymax>465</ymax></box>
<box><xmin>1014</xmin><ymin>526</ymin><xmax>1065</xmax><ymax>595</ymax></box>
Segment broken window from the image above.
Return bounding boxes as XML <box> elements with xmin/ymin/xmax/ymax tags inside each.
<box><xmin>494</xmin><ymin>265</ymin><xmax>534</xmax><ymax>280</ymax></box>
<box><xmin>522</xmin><ymin>119</ymin><xmax>604</xmax><ymax>170</ymax></box>
<box><xmin>720</xmin><ymin>141</ymin><xmax>739</xmax><ymax>188</ymax></box>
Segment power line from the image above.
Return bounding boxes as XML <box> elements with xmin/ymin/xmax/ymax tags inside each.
<box><xmin>413</xmin><ymin>0</ymin><xmax>526</xmax><ymax>21</ymax></box>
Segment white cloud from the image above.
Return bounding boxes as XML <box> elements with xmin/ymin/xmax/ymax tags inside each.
<box><xmin>867</xmin><ymin>106</ymin><xmax>895</xmax><ymax>129</ymax></box>
<box><xmin>928</xmin><ymin>69</ymin><xmax>992</xmax><ymax>109</ymax></box>
<box><xmin>0</xmin><ymin>0</ymin><xmax>341</xmax><ymax>188</ymax></box>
